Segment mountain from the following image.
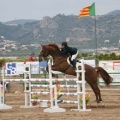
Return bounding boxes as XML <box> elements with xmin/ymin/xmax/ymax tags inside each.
<box><xmin>4</xmin><ymin>19</ymin><xmax>39</xmax><ymax>25</ymax></box>
<box><xmin>106</xmin><ymin>10</ymin><xmax>120</xmax><ymax>15</ymax></box>
<box><xmin>0</xmin><ymin>10</ymin><xmax>120</xmax><ymax>49</ymax></box>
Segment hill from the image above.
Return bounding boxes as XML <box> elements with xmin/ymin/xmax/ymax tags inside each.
<box><xmin>0</xmin><ymin>10</ymin><xmax>120</xmax><ymax>49</ymax></box>
<box><xmin>4</xmin><ymin>19</ymin><xmax>39</xmax><ymax>25</ymax></box>
<box><xmin>106</xmin><ymin>10</ymin><xmax>120</xmax><ymax>15</ymax></box>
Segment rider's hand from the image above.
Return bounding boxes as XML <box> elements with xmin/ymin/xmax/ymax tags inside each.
<box><xmin>60</xmin><ymin>46</ymin><xmax>64</xmax><ymax>49</ymax></box>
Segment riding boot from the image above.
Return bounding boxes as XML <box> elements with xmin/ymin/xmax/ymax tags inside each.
<box><xmin>72</xmin><ymin>59</ymin><xmax>77</xmax><ymax>70</ymax></box>
<box><xmin>69</xmin><ymin>57</ymin><xmax>73</xmax><ymax>66</ymax></box>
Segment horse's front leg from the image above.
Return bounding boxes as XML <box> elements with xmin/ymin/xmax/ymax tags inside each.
<box><xmin>46</xmin><ymin>65</ymin><xmax>59</xmax><ymax>78</ymax></box>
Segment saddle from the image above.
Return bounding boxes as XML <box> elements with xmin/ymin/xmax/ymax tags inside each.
<box><xmin>67</xmin><ymin>57</ymin><xmax>81</xmax><ymax>70</ymax></box>
<box><xmin>67</xmin><ymin>57</ymin><xmax>80</xmax><ymax>65</ymax></box>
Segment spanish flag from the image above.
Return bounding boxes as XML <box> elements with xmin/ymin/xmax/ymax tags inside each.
<box><xmin>78</xmin><ymin>3</ymin><xmax>95</xmax><ymax>18</ymax></box>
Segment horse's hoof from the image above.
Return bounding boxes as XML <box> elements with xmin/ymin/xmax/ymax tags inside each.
<box><xmin>97</xmin><ymin>102</ymin><xmax>105</xmax><ymax>108</ymax></box>
<box><xmin>101</xmin><ymin>103</ymin><xmax>105</xmax><ymax>108</ymax></box>
<box><xmin>100</xmin><ymin>101</ymin><xmax>105</xmax><ymax>108</ymax></box>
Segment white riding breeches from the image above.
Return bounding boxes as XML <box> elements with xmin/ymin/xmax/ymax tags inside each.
<box><xmin>71</xmin><ymin>50</ymin><xmax>79</xmax><ymax>61</ymax></box>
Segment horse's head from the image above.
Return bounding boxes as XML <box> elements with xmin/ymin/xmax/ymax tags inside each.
<box><xmin>38</xmin><ymin>45</ymin><xmax>49</xmax><ymax>62</ymax></box>
<box><xmin>38</xmin><ymin>44</ymin><xmax>60</xmax><ymax>62</ymax></box>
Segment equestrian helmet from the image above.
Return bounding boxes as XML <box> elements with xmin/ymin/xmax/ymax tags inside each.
<box><xmin>61</xmin><ymin>41</ymin><xmax>68</xmax><ymax>47</ymax></box>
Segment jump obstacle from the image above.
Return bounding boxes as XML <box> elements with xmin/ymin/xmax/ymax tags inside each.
<box><xmin>0</xmin><ymin>59</ymin><xmax>91</xmax><ymax>112</ymax></box>
<box><xmin>0</xmin><ymin>66</ymin><xmax>12</xmax><ymax>109</ymax></box>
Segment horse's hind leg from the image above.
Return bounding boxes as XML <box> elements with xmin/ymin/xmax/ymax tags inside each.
<box><xmin>89</xmin><ymin>84</ymin><xmax>100</xmax><ymax>102</ymax></box>
<box><xmin>89</xmin><ymin>83</ymin><xmax>103</xmax><ymax>106</ymax></box>
<box><xmin>94</xmin><ymin>84</ymin><xmax>102</xmax><ymax>103</ymax></box>
<box><xmin>94</xmin><ymin>85</ymin><xmax>105</xmax><ymax>107</ymax></box>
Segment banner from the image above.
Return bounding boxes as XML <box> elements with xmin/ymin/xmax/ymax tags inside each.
<box><xmin>5</xmin><ymin>60</ymin><xmax>95</xmax><ymax>75</ymax></box>
<box><xmin>5</xmin><ymin>62</ymin><xmax>40</xmax><ymax>75</ymax></box>
<box><xmin>99</xmin><ymin>60</ymin><xmax>120</xmax><ymax>85</ymax></box>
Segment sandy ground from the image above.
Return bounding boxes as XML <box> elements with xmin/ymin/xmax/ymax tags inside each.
<box><xmin>0</xmin><ymin>87</ymin><xmax>120</xmax><ymax>120</ymax></box>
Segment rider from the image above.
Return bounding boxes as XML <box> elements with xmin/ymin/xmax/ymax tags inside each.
<box><xmin>59</xmin><ymin>41</ymin><xmax>79</xmax><ymax>70</ymax></box>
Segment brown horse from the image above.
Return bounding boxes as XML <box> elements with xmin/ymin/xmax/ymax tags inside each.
<box><xmin>38</xmin><ymin>43</ymin><xmax>113</xmax><ymax>104</ymax></box>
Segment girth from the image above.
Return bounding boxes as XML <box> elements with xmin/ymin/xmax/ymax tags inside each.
<box><xmin>63</xmin><ymin>64</ymin><xmax>71</xmax><ymax>73</ymax></box>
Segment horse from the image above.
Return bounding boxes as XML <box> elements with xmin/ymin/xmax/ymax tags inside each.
<box><xmin>38</xmin><ymin>43</ymin><xmax>113</xmax><ymax>105</ymax></box>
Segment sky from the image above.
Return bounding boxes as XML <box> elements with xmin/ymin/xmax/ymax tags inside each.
<box><xmin>0</xmin><ymin>0</ymin><xmax>120</xmax><ymax>22</ymax></box>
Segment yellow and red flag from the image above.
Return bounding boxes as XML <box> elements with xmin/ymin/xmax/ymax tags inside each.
<box><xmin>78</xmin><ymin>3</ymin><xmax>95</xmax><ymax>18</ymax></box>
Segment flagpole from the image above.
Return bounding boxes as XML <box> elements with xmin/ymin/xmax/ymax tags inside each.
<box><xmin>78</xmin><ymin>2</ymin><xmax>97</xmax><ymax>65</ymax></box>
<box><xmin>94</xmin><ymin>15</ymin><xmax>97</xmax><ymax>66</ymax></box>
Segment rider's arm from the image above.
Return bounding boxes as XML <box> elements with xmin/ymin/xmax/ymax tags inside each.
<box><xmin>60</xmin><ymin>48</ymin><xmax>69</xmax><ymax>55</ymax></box>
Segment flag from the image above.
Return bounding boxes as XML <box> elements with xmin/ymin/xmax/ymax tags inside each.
<box><xmin>78</xmin><ymin>3</ymin><xmax>95</xmax><ymax>18</ymax></box>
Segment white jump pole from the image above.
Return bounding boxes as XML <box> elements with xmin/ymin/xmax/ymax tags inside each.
<box><xmin>63</xmin><ymin>75</ymin><xmax>69</xmax><ymax>93</ymax></box>
<box><xmin>0</xmin><ymin>64</ymin><xmax>12</xmax><ymax>109</ymax></box>
<box><xmin>21</xmin><ymin>62</ymin><xmax>40</xmax><ymax>108</ymax></box>
<box><xmin>20</xmin><ymin>63</ymin><xmax>37</xmax><ymax>108</ymax></box>
<box><xmin>44</xmin><ymin>60</ymin><xmax>66</xmax><ymax>113</ymax></box>
<box><xmin>81</xmin><ymin>59</ymin><xmax>86</xmax><ymax>110</ymax></box>
<box><xmin>71</xmin><ymin>59</ymin><xmax>91</xmax><ymax>112</ymax></box>
<box><xmin>49</xmin><ymin>60</ymin><xmax>54</xmax><ymax>108</ymax></box>
<box><xmin>21</xmin><ymin>61</ymin><xmax>47</xmax><ymax>108</ymax></box>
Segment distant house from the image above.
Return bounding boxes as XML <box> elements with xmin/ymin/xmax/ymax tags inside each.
<box><xmin>21</xmin><ymin>47</ymin><xmax>28</xmax><ymax>50</ymax></box>
<box><xmin>5</xmin><ymin>24</ymin><xmax>18</xmax><ymax>26</ymax></box>
<box><xmin>0</xmin><ymin>36</ymin><xmax>4</xmax><ymax>39</ymax></box>
<box><xmin>11</xmin><ymin>46</ymin><xmax>17</xmax><ymax>50</ymax></box>
<box><xmin>6</xmin><ymin>50</ymin><xmax>11</xmax><ymax>52</ymax></box>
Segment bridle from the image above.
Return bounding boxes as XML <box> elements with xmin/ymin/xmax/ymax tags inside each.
<box><xmin>39</xmin><ymin>47</ymin><xmax>49</xmax><ymax>59</ymax></box>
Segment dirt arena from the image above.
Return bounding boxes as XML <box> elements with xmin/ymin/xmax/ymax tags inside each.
<box><xmin>0</xmin><ymin>86</ymin><xmax>120</xmax><ymax>120</ymax></box>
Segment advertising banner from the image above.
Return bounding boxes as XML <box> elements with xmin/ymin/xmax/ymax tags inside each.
<box><xmin>99</xmin><ymin>60</ymin><xmax>120</xmax><ymax>85</ymax></box>
<box><xmin>5</xmin><ymin>60</ymin><xmax>95</xmax><ymax>75</ymax></box>
<box><xmin>5</xmin><ymin>62</ymin><xmax>40</xmax><ymax>75</ymax></box>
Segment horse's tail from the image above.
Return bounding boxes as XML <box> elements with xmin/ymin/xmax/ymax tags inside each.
<box><xmin>95</xmin><ymin>67</ymin><xmax>113</xmax><ymax>85</ymax></box>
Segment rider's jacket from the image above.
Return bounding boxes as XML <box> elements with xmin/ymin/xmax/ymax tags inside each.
<box><xmin>60</xmin><ymin>46</ymin><xmax>78</xmax><ymax>56</ymax></box>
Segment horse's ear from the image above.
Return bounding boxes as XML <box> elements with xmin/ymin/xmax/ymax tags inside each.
<box><xmin>40</xmin><ymin>44</ymin><xmax>44</xmax><ymax>48</ymax></box>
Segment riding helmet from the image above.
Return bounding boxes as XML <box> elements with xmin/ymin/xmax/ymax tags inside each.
<box><xmin>61</xmin><ymin>41</ymin><xmax>68</xmax><ymax>47</ymax></box>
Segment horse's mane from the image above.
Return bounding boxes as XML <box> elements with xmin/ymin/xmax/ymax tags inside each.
<box><xmin>47</xmin><ymin>43</ymin><xmax>68</xmax><ymax>57</ymax></box>
<box><xmin>43</xmin><ymin>43</ymin><xmax>68</xmax><ymax>58</ymax></box>
<box><xmin>47</xmin><ymin>43</ymin><xmax>60</xmax><ymax>51</ymax></box>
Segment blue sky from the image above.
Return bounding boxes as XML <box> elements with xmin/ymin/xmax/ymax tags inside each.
<box><xmin>0</xmin><ymin>0</ymin><xmax>120</xmax><ymax>22</ymax></box>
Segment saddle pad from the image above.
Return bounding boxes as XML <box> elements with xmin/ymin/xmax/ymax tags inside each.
<box><xmin>51</xmin><ymin>70</ymin><xmax>64</xmax><ymax>75</ymax></box>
